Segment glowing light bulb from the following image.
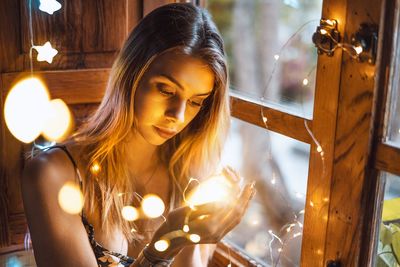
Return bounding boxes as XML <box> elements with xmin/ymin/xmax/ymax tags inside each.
<box><xmin>121</xmin><ymin>206</ymin><xmax>139</xmax><ymax>221</ymax></box>
<box><xmin>154</xmin><ymin>240</ymin><xmax>169</xmax><ymax>252</ymax></box>
<box><xmin>326</xmin><ymin>19</ymin><xmax>335</xmax><ymax>26</ymax></box>
<box><xmin>186</xmin><ymin>175</ymin><xmax>232</xmax><ymax>206</ymax></box>
<box><xmin>42</xmin><ymin>99</ymin><xmax>72</xmax><ymax>141</ymax></box>
<box><xmin>251</xmin><ymin>220</ymin><xmax>259</xmax><ymax>226</ymax></box>
<box><xmin>39</xmin><ymin>0</ymin><xmax>62</xmax><ymax>15</ymax></box>
<box><xmin>354</xmin><ymin>45</ymin><xmax>363</xmax><ymax>55</ymax></box>
<box><xmin>4</xmin><ymin>77</ymin><xmax>50</xmax><ymax>143</ymax></box>
<box><xmin>320</xmin><ymin>29</ymin><xmax>328</xmax><ymax>35</ymax></box>
<box><xmin>90</xmin><ymin>162</ymin><xmax>101</xmax><ymax>174</ymax></box>
<box><xmin>262</xmin><ymin>116</ymin><xmax>268</xmax><ymax>124</ymax></box>
<box><xmin>33</xmin><ymin>42</ymin><xmax>58</xmax><ymax>64</ymax></box>
<box><xmin>293</xmin><ymin>233</ymin><xmax>302</xmax><ymax>238</ymax></box>
<box><xmin>274</xmin><ymin>54</ymin><xmax>280</xmax><ymax>60</ymax></box>
<box><xmin>302</xmin><ymin>78</ymin><xmax>309</xmax><ymax>86</ymax></box>
<box><xmin>189</xmin><ymin>234</ymin><xmax>201</xmax><ymax>243</ymax></box>
<box><xmin>142</xmin><ymin>194</ymin><xmax>165</xmax><ymax>218</ymax></box>
<box><xmin>317</xmin><ymin>145</ymin><xmax>322</xmax><ymax>153</ymax></box>
<box><xmin>58</xmin><ymin>182</ymin><xmax>84</xmax><ymax>214</ymax></box>
<box><xmin>198</xmin><ymin>215</ymin><xmax>208</xmax><ymax>220</ymax></box>
<box><xmin>183</xmin><ymin>224</ymin><xmax>190</xmax><ymax>232</ymax></box>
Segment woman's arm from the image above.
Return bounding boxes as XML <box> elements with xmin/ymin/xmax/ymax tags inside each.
<box><xmin>21</xmin><ymin>148</ymin><xmax>98</xmax><ymax>267</ymax></box>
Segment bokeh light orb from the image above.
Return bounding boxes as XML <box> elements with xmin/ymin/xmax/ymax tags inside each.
<box><xmin>58</xmin><ymin>182</ymin><xmax>84</xmax><ymax>214</ymax></box>
<box><xmin>141</xmin><ymin>194</ymin><xmax>165</xmax><ymax>218</ymax></box>
<box><xmin>121</xmin><ymin>206</ymin><xmax>139</xmax><ymax>221</ymax></box>
<box><xmin>189</xmin><ymin>234</ymin><xmax>201</xmax><ymax>243</ymax></box>
<box><xmin>154</xmin><ymin>239</ymin><xmax>169</xmax><ymax>252</ymax></box>
<box><xmin>90</xmin><ymin>162</ymin><xmax>101</xmax><ymax>174</ymax></box>
<box><xmin>42</xmin><ymin>99</ymin><xmax>72</xmax><ymax>141</ymax></box>
<box><xmin>4</xmin><ymin>77</ymin><xmax>50</xmax><ymax>143</ymax></box>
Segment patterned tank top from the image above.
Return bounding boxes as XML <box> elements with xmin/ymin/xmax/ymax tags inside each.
<box><xmin>45</xmin><ymin>145</ymin><xmax>135</xmax><ymax>267</ymax></box>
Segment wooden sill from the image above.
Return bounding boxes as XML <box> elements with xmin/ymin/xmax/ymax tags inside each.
<box><xmin>211</xmin><ymin>241</ymin><xmax>265</xmax><ymax>267</ymax></box>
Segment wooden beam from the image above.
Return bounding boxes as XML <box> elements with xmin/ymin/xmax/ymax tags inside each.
<box><xmin>230</xmin><ymin>95</ymin><xmax>312</xmax><ymax>144</ymax></box>
<box><xmin>211</xmin><ymin>241</ymin><xmax>260</xmax><ymax>267</ymax></box>
<box><xmin>375</xmin><ymin>143</ymin><xmax>400</xmax><ymax>176</ymax></box>
<box><xmin>322</xmin><ymin>0</ymin><xmax>382</xmax><ymax>265</ymax></box>
<box><xmin>300</xmin><ymin>0</ymin><xmax>347</xmax><ymax>264</ymax></box>
<box><xmin>2</xmin><ymin>69</ymin><xmax>109</xmax><ymax>104</ymax></box>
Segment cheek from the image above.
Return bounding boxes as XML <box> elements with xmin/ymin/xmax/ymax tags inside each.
<box><xmin>183</xmin><ymin>109</ymin><xmax>202</xmax><ymax>127</ymax></box>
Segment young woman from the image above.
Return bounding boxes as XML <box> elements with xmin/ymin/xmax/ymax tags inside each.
<box><xmin>21</xmin><ymin>3</ymin><xmax>255</xmax><ymax>267</ymax></box>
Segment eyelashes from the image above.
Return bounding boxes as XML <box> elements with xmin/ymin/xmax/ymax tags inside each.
<box><xmin>156</xmin><ymin>83</ymin><xmax>204</xmax><ymax>107</ymax></box>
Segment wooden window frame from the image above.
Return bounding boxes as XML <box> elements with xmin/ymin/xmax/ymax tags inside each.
<box><xmin>206</xmin><ymin>0</ymin><xmax>399</xmax><ymax>266</ymax></box>
<box><xmin>1</xmin><ymin>1</ymin><xmax>399</xmax><ymax>267</ymax></box>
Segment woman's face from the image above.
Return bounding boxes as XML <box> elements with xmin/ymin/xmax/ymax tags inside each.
<box><xmin>134</xmin><ymin>52</ymin><xmax>215</xmax><ymax>145</ymax></box>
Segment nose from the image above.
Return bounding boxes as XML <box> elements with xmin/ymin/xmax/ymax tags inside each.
<box><xmin>165</xmin><ymin>97</ymin><xmax>186</xmax><ymax>123</ymax></box>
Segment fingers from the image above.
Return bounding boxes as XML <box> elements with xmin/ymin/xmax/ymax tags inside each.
<box><xmin>221</xmin><ymin>183</ymin><xmax>255</xmax><ymax>235</ymax></box>
<box><xmin>222</xmin><ymin>166</ymin><xmax>241</xmax><ymax>184</ymax></box>
<box><xmin>212</xmin><ymin>182</ymin><xmax>256</xmax><ymax>239</ymax></box>
<box><xmin>188</xmin><ymin>182</ymin><xmax>256</xmax><ymax>242</ymax></box>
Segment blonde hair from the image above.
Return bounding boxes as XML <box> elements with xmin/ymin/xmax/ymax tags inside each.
<box><xmin>71</xmin><ymin>3</ymin><xmax>230</xmax><ymax>242</ymax></box>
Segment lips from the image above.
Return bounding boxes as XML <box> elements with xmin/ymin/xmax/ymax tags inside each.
<box><xmin>153</xmin><ymin>126</ymin><xmax>177</xmax><ymax>139</ymax></box>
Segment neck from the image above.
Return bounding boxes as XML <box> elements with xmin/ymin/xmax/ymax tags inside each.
<box><xmin>123</xmin><ymin>131</ymin><xmax>159</xmax><ymax>176</ymax></box>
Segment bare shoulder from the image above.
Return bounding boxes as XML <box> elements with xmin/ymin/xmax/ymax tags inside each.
<box><xmin>22</xmin><ymin>147</ymin><xmax>77</xmax><ymax>192</ymax></box>
<box><xmin>21</xmin><ymin>147</ymin><xmax>97</xmax><ymax>267</ymax></box>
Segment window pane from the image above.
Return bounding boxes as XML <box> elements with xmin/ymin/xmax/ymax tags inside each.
<box><xmin>384</xmin><ymin>9</ymin><xmax>400</xmax><ymax>148</ymax></box>
<box><xmin>221</xmin><ymin>118</ymin><xmax>310</xmax><ymax>266</ymax></box>
<box><xmin>375</xmin><ymin>172</ymin><xmax>400</xmax><ymax>267</ymax></box>
<box><xmin>207</xmin><ymin>0</ymin><xmax>323</xmax><ymax>119</ymax></box>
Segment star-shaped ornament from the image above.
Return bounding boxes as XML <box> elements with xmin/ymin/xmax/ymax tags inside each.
<box><xmin>33</xmin><ymin>42</ymin><xmax>58</xmax><ymax>64</ymax></box>
<box><xmin>39</xmin><ymin>0</ymin><xmax>62</xmax><ymax>15</ymax></box>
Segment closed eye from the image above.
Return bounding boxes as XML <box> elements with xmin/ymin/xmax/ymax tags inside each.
<box><xmin>156</xmin><ymin>83</ymin><xmax>175</xmax><ymax>96</ymax></box>
<box><xmin>188</xmin><ymin>98</ymin><xmax>206</xmax><ymax>107</ymax></box>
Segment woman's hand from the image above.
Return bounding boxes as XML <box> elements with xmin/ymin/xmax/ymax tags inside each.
<box><xmin>146</xmin><ymin>172</ymin><xmax>256</xmax><ymax>261</ymax></box>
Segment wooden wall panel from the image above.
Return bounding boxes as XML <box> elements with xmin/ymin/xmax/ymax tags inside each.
<box><xmin>2</xmin><ymin>0</ymin><xmax>142</xmax><ymax>73</ymax></box>
<box><xmin>0</xmin><ymin>0</ymin><xmax>142</xmax><ymax>252</ymax></box>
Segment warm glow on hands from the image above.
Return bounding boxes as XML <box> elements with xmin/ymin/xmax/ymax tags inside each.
<box><xmin>186</xmin><ymin>174</ymin><xmax>233</xmax><ymax>206</ymax></box>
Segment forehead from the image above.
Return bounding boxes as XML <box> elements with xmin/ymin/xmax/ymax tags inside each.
<box><xmin>143</xmin><ymin>51</ymin><xmax>215</xmax><ymax>94</ymax></box>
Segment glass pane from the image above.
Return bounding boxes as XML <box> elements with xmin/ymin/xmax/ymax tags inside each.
<box><xmin>221</xmin><ymin>118</ymin><xmax>310</xmax><ymax>266</ymax></box>
<box><xmin>384</xmin><ymin>9</ymin><xmax>400</xmax><ymax>148</ymax></box>
<box><xmin>375</xmin><ymin>172</ymin><xmax>400</xmax><ymax>267</ymax></box>
<box><xmin>207</xmin><ymin>0</ymin><xmax>323</xmax><ymax>119</ymax></box>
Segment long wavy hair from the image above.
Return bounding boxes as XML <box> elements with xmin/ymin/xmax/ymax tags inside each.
<box><xmin>71</xmin><ymin>3</ymin><xmax>230</xmax><ymax>242</ymax></box>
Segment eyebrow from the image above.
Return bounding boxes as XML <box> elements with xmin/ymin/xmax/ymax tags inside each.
<box><xmin>158</xmin><ymin>74</ymin><xmax>212</xmax><ymax>97</ymax></box>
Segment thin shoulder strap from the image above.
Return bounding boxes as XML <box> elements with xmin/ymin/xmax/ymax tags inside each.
<box><xmin>43</xmin><ymin>145</ymin><xmax>83</xmax><ymax>187</ymax></box>
<box><xmin>42</xmin><ymin>145</ymin><xmax>86</xmax><ymax>219</ymax></box>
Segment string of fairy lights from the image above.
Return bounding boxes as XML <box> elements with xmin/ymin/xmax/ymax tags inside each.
<box><xmin>3</xmin><ymin>1</ymin><xmax>375</xmax><ymax>267</ymax></box>
<box><xmin>256</xmin><ymin>17</ymin><xmax>369</xmax><ymax>266</ymax></box>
